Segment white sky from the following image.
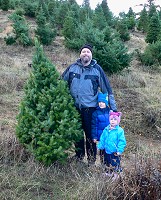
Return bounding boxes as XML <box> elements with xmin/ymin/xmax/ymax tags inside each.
<box><xmin>76</xmin><ymin>0</ymin><xmax>161</xmax><ymax>16</ymax></box>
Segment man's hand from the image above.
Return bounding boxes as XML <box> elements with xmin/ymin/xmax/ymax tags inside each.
<box><xmin>93</xmin><ymin>139</ymin><xmax>97</xmax><ymax>143</ymax></box>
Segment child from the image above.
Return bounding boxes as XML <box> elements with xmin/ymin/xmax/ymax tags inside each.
<box><xmin>97</xmin><ymin>111</ymin><xmax>126</xmax><ymax>179</ymax></box>
<box><xmin>91</xmin><ymin>92</ymin><xmax>110</xmax><ymax>164</ymax></box>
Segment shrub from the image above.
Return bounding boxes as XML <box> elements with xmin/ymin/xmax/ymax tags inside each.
<box><xmin>139</xmin><ymin>40</ymin><xmax>161</xmax><ymax>67</ymax></box>
<box><xmin>7</xmin><ymin>12</ymin><xmax>33</xmax><ymax>46</ymax></box>
<box><xmin>4</xmin><ymin>34</ymin><xmax>16</xmax><ymax>45</ymax></box>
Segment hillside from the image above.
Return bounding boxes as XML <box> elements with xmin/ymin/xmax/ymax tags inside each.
<box><xmin>0</xmin><ymin>9</ymin><xmax>161</xmax><ymax>153</ymax></box>
<box><xmin>0</xmin><ymin>10</ymin><xmax>161</xmax><ymax>200</ymax></box>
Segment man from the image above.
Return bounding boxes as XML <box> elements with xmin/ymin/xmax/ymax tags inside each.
<box><xmin>62</xmin><ymin>44</ymin><xmax>117</xmax><ymax>165</ymax></box>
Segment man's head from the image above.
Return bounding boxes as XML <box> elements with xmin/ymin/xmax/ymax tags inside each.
<box><xmin>80</xmin><ymin>44</ymin><xmax>93</xmax><ymax>66</ymax></box>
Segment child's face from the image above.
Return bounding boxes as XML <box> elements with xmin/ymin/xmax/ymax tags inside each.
<box><xmin>98</xmin><ymin>101</ymin><xmax>106</xmax><ymax>108</ymax></box>
<box><xmin>110</xmin><ymin>117</ymin><xmax>118</xmax><ymax>127</ymax></box>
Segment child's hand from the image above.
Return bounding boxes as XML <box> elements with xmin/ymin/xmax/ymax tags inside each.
<box><xmin>93</xmin><ymin>139</ymin><xmax>97</xmax><ymax>143</ymax></box>
<box><xmin>114</xmin><ymin>152</ymin><xmax>121</xmax><ymax>156</ymax></box>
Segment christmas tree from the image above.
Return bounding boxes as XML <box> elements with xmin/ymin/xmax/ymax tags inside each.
<box><xmin>16</xmin><ymin>39</ymin><xmax>83</xmax><ymax>165</ymax></box>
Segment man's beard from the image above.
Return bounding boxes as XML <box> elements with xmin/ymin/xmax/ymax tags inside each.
<box><xmin>82</xmin><ymin>56</ymin><xmax>90</xmax><ymax>64</ymax></box>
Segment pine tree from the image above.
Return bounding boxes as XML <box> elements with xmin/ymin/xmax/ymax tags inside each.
<box><xmin>1</xmin><ymin>0</ymin><xmax>10</xmax><ymax>11</ymax></box>
<box><xmin>16</xmin><ymin>39</ymin><xmax>83</xmax><ymax>165</ymax></box>
<box><xmin>62</xmin><ymin>10</ymin><xmax>78</xmax><ymax>40</ymax></box>
<box><xmin>93</xmin><ymin>4</ymin><xmax>107</xmax><ymax>30</ymax></box>
<box><xmin>126</xmin><ymin>7</ymin><xmax>136</xmax><ymax>30</ymax></box>
<box><xmin>146</xmin><ymin>12</ymin><xmax>161</xmax><ymax>43</ymax></box>
<box><xmin>137</xmin><ymin>6</ymin><xmax>148</xmax><ymax>32</ymax></box>
<box><xmin>100</xmin><ymin>0</ymin><xmax>113</xmax><ymax>26</ymax></box>
<box><xmin>7</xmin><ymin>12</ymin><xmax>33</xmax><ymax>46</ymax></box>
<box><xmin>148</xmin><ymin>3</ymin><xmax>157</xmax><ymax>19</ymax></box>
<box><xmin>116</xmin><ymin>19</ymin><xmax>130</xmax><ymax>42</ymax></box>
<box><xmin>35</xmin><ymin>7</ymin><xmax>56</xmax><ymax>45</ymax></box>
<box><xmin>79</xmin><ymin>0</ymin><xmax>93</xmax><ymax>22</ymax></box>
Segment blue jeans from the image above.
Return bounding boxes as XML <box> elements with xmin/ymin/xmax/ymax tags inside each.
<box><xmin>104</xmin><ymin>152</ymin><xmax>122</xmax><ymax>172</ymax></box>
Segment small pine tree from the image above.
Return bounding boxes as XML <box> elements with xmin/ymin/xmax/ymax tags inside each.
<box><xmin>116</xmin><ymin>19</ymin><xmax>130</xmax><ymax>42</ymax></box>
<box><xmin>16</xmin><ymin>39</ymin><xmax>83</xmax><ymax>165</ymax></box>
<box><xmin>7</xmin><ymin>12</ymin><xmax>33</xmax><ymax>46</ymax></box>
<box><xmin>146</xmin><ymin>13</ymin><xmax>161</xmax><ymax>44</ymax></box>
<box><xmin>62</xmin><ymin>10</ymin><xmax>78</xmax><ymax>40</ymax></box>
<box><xmin>1</xmin><ymin>0</ymin><xmax>10</xmax><ymax>11</ymax></box>
<box><xmin>100</xmin><ymin>0</ymin><xmax>113</xmax><ymax>26</ymax></box>
<box><xmin>137</xmin><ymin>6</ymin><xmax>148</xmax><ymax>32</ymax></box>
<box><xmin>35</xmin><ymin>7</ymin><xmax>56</xmax><ymax>45</ymax></box>
<box><xmin>93</xmin><ymin>4</ymin><xmax>107</xmax><ymax>30</ymax></box>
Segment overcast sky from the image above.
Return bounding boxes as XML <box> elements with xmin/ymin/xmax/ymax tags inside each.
<box><xmin>76</xmin><ymin>0</ymin><xmax>161</xmax><ymax>16</ymax></box>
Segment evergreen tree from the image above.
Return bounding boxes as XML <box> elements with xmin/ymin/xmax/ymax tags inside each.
<box><xmin>126</xmin><ymin>7</ymin><xmax>135</xmax><ymax>18</ymax></box>
<box><xmin>126</xmin><ymin>7</ymin><xmax>136</xmax><ymax>30</ymax></box>
<box><xmin>16</xmin><ymin>39</ymin><xmax>83</xmax><ymax>165</ymax></box>
<box><xmin>146</xmin><ymin>12</ymin><xmax>161</xmax><ymax>43</ymax></box>
<box><xmin>100</xmin><ymin>0</ymin><xmax>113</xmax><ymax>26</ymax></box>
<box><xmin>137</xmin><ymin>6</ymin><xmax>148</xmax><ymax>32</ymax></box>
<box><xmin>93</xmin><ymin>4</ymin><xmax>107</xmax><ymax>30</ymax></box>
<box><xmin>116</xmin><ymin>19</ymin><xmax>130</xmax><ymax>42</ymax></box>
<box><xmin>63</xmin><ymin>17</ymin><xmax>130</xmax><ymax>74</ymax></box>
<box><xmin>62</xmin><ymin>10</ymin><xmax>78</xmax><ymax>40</ymax></box>
<box><xmin>148</xmin><ymin>3</ymin><xmax>157</xmax><ymax>19</ymax></box>
<box><xmin>1</xmin><ymin>0</ymin><xmax>10</xmax><ymax>11</ymax></box>
<box><xmin>6</xmin><ymin>12</ymin><xmax>33</xmax><ymax>46</ymax></box>
<box><xmin>37</xmin><ymin>0</ymin><xmax>50</xmax><ymax>21</ymax></box>
<box><xmin>35</xmin><ymin>7</ymin><xmax>56</xmax><ymax>45</ymax></box>
<box><xmin>94</xmin><ymin>40</ymin><xmax>131</xmax><ymax>74</ymax></box>
<box><xmin>55</xmin><ymin>1</ymin><xmax>69</xmax><ymax>29</ymax></box>
<box><xmin>79</xmin><ymin>0</ymin><xmax>93</xmax><ymax>22</ymax></box>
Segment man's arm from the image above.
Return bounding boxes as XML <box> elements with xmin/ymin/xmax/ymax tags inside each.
<box><xmin>98</xmin><ymin>66</ymin><xmax>117</xmax><ymax>111</ymax></box>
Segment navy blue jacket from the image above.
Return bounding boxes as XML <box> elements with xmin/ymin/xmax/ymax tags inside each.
<box><xmin>91</xmin><ymin>107</ymin><xmax>110</xmax><ymax>141</ymax></box>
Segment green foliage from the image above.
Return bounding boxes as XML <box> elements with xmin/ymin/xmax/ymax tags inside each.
<box><xmin>139</xmin><ymin>40</ymin><xmax>161</xmax><ymax>66</ymax></box>
<box><xmin>93</xmin><ymin>5</ymin><xmax>107</xmax><ymax>30</ymax></box>
<box><xmin>94</xmin><ymin>40</ymin><xmax>131</xmax><ymax>74</ymax></box>
<box><xmin>7</xmin><ymin>12</ymin><xmax>33</xmax><ymax>46</ymax></box>
<box><xmin>16</xmin><ymin>39</ymin><xmax>83</xmax><ymax>165</ymax></box>
<box><xmin>35</xmin><ymin>7</ymin><xmax>56</xmax><ymax>45</ymax></box>
<box><xmin>62</xmin><ymin>10</ymin><xmax>78</xmax><ymax>40</ymax></box>
<box><xmin>22</xmin><ymin>1</ymin><xmax>38</xmax><ymax>17</ymax></box>
<box><xmin>100</xmin><ymin>0</ymin><xmax>113</xmax><ymax>26</ymax></box>
<box><xmin>0</xmin><ymin>0</ymin><xmax>10</xmax><ymax>11</ymax></box>
<box><xmin>9</xmin><ymin>0</ymin><xmax>21</xmax><ymax>9</ymax></box>
<box><xmin>137</xmin><ymin>6</ymin><xmax>148</xmax><ymax>32</ymax></box>
<box><xmin>64</xmin><ymin>17</ymin><xmax>130</xmax><ymax>74</ymax></box>
<box><xmin>145</xmin><ymin>13</ymin><xmax>161</xmax><ymax>44</ymax></box>
<box><xmin>116</xmin><ymin>20</ymin><xmax>130</xmax><ymax>42</ymax></box>
<box><xmin>64</xmin><ymin>18</ymin><xmax>105</xmax><ymax>50</ymax></box>
<box><xmin>126</xmin><ymin>16</ymin><xmax>136</xmax><ymax>30</ymax></box>
<box><xmin>4</xmin><ymin>34</ymin><xmax>16</xmax><ymax>45</ymax></box>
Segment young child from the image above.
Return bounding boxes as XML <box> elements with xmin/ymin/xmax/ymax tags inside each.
<box><xmin>91</xmin><ymin>92</ymin><xmax>110</xmax><ymax>164</ymax></box>
<box><xmin>97</xmin><ymin>111</ymin><xmax>126</xmax><ymax>179</ymax></box>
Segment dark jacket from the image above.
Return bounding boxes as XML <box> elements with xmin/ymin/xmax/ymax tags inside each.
<box><xmin>62</xmin><ymin>59</ymin><xmax>117</xmax><ymax>110</ymax></box>
<box><xmin>91</xmin><ymin>107</ymin><xmax>110</xmax><ymax>141</ymax></box>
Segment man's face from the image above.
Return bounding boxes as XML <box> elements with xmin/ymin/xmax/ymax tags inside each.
<box><xmin>80</xmin><ymin>48</ymin><xmax>92</xmax><ymax>65</ymax></box>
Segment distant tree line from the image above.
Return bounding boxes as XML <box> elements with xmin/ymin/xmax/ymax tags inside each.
<box><xmin>1</xmin><ymin>0</ymin><xmax>161</xmax><ymax>70</ymax></box>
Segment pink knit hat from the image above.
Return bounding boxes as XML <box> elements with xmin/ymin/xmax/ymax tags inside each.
<box><xmin>109</xmin><ymin>112</ymin><xmax>122</xmax><ymax>124</ymax></box>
